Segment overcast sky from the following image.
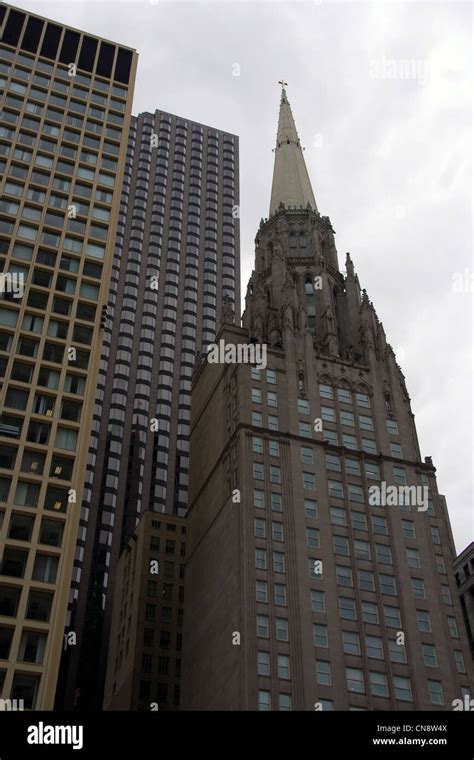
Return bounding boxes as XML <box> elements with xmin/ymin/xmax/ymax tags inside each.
<box><xmin>17</xmin><ymin>0</ymin><xmax>473</xmax><ymax>552</ymax></box>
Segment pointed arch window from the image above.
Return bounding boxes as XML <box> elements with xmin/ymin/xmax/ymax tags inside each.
<box><xmin>289</xmin><ymin>232</ymin><xmax>308</xmax><ymax>256</ymax></box>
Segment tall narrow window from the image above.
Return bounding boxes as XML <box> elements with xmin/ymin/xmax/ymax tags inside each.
<box><xmin>305</xmin><ymin>278</ymin><xmax>316</xmax><ymax>333</ymax></box>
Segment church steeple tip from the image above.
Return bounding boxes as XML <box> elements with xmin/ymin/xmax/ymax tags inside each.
<box><xmin>269</xmin><ymin>82</ymin><xmax>318</xmax><ymax>216</ymax></box>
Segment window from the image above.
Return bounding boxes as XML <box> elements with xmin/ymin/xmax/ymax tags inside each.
<box><xmin>334</xmin><ymin>535</ymin><xmax>349</xmax><ymax>556</ymax></box>
<box><xmin>375</xmin><ymin>544</ymin><xmax>392</xmax><ymax>564</ymax></box>
<box><xmin>307</xmin><ymin>528</ymin><xmax>319</xmax><ymax>548</ymax></box>
<box><xmin>436</xmin><ymin>556</ymin><xmax>446</xmax><ymax>574</ymax></box>
<box><xmin>275</xmin><ymin>584</ymin><xmax>287</xmax><ymax>606</ymax></box>
<box><xmin>402</xmin><ymin>520</ymin><xmax>415</xmax><ymax>539</ymax></box>
<box><xmin>389</xmin><ymin>639</ymin><xmax>406</xmax><ymax>664</ymax></box>
<box><xmin>380</xmin><ymin>574</ymin><xmax>396</xmax><ymax>596</ymax></box>
<box><xmin>299</xmin><ymin>422</ymin><xmax>312</xmax><ymax>438</ymax></box>
<box><xmin>324</xmin><ymin>430</ymin><xmax>338</xmax><ymax>446</ymax></box>
<box><xmin>39</xmin><ymin>519</ymin><xmax>63</xmax><ymax>547</ymax></box>
<box><xmin>321</xmin><ymin>406</ymin><xmax>335</xmax><ymax>423</ymax></box>
<box><xmin>393</xmin><ymin>466</ymin><xmax>406</xmax><ymax>484</ymax></box>
<box><xmin>336</xmin><ymin>566</ymin><xmax>353</xmax><ymax>587</ymax></box>
<box><xmin>359</xmin><ymin>415</ymin><xmax>373</xmax><ymax>431</ymax></box>
<box><xmin>316</xmin><ymin>661</ymin><xmax>331</xmax><ymax>685</ymax></box>
<box><xmin>390</xmin><ymin>442</ymin><xmax>402</xmax><ymax>458</ymax></box>
<box><xmin>266</xmin><ymin>369</ymin><xmax>276</xmax><ymax>384</ymax></box>
<box><xmin>311</xmin><ymin>590</ymin><xmax>325</xmax><ymax>613</ymax></box>
<box><xmin>251</xmin><ymin>388</ymin><xmax>261</xmax><ymax>404</ymax></box>
<box><xmin>267</xmin><ymin>392</ymin><xmax>277</xmax><ymax>408</ymax></box>
<box><xmin>305</xmin><ymin>499</ymin><xmax>317</xmax><ymax>519</ymax></box>
<box><xmin>297</xmin><ymin>398</ymin><xmax>310</xmax><ymax>415</ymax></box>
<box><xmin>383</xmin><ymin>605</ymin><xmax>401</xmax><ymax>628</ymax></box>
<box><xmin>416</xmin><ymin>610</ymin><xmax>431</xmax><ymax>632</ymax></box>
<box><xmin>319</xmin><ymin>384</ymin><xmax>333</xmax><ymax>400</ymax></box>
<box><xmin>372</xmin><ymin>515</ymin><xmax>388</xmax><ymax>535</ymax></box>
<box><xmin>33</xmin><ymin>554</ymin><xmax>58</xmax><ymax>583</ymax></box>
<box><xmin>431</xmin><ymin>527</ymin><xmax>440</xmax><ymax>545</ymax></box>
<box><xmin>340</xmin><ymin>410</ymin><xmax>355</xmax><ymax>427</ymax></box>
<box><xmin>422</xmin><ymin>643</ymin><xmax>438</xmax><ymax>668</ymax></box>
<box><xmin>441</xmin><ymin>585</ymin><xmax>452</xmax><ymax>605</ymax></box>
<box><xmin>302</xmin><ymin>446</ymin><xmax>314</xmax><ymax>465</ymax></box>
<box><xmin>276</xmin><ymin>618</ymin><xmax>288</xmax><ymax>641</ymax></box>
<box><xmin>278</xmin><ymin>693</ymin><xmax>291</xmax><ymax>711</ymax></box>
<box><xmin>412</xmin><ymin>579</ymin><xmax>426</xmax><ymax>599</ymax></box>
<box><xmin>394</xmin><ymin>676</ymin><xmax>412</xmax><ymax>702</ymax></box>
<box><xmin>343</xmin><ymin>434</ymin><xmax>357</xmax><ymax>450</ymax></box>
<box><xmin>269</xmin><ymin>440</ymin><xmax>279</xmax><ymax>458</ymax></box>
<box><xmin>257</xmin><ymin>650</ymin><xmax>270</xmax><ymax>676</ymax></box>
<box><xmin>271</xmin><ymin>493</ymin><xmax>281</xmax><ymax>512</ymax></box>
<box><xmin>268</xmin><ymin>415</ymin><xmax>278</xmax><ymax>431</ymax></box>
<box><xmin>253</xmin><ymin>462</ymin><xmax>264</xmax><ymax>481</ymax></box>
<box><xmin>257</xmin><ymin>615</ymin><xmax>269</xmax><ymax>638</ymax></box>
<box><xmin>252</xmin><ymin>436</ymin><xmax>263</xmax><ymax>453</ymax></box>
<box><xmin>364</xmin><ymin>461</ymin><xmax>380</xmax><ymax>480</ymax></box>
<box><xmin>313</xmin><ymin>624</ymin><xmax>328</xmax><ymax>647</ymax></box>
<box><xmin>354</xmin><ymin>538</ymin><xmax>371</xmax><ymax>561</ymax></box>
<box><xmin>26</xmin><ymin>590</ymin><xmax>53</xmax><ymax>622</ymax></box>
<box><xmin>330</xmin><ymin>507</ymin><xmax>346</xmax><ymax>526</ymax></box>
<box><xmin>366</xmin><ymin>636</ymin><xmax>384</xmax><ymax>660</ymax></box>
<box><xmin>303</xmin><ymin>472</ymin><xmax>315</xmax><ymax>491</ymax></box>
<box><xmin>277</xmin><ymin>654</ymin><xmax>290</xmax><ymax>679</ymax></box>
<box><xmin>255</xmin><ymin>549</ymin><xmax>267</xmax><ymax>570</ymax></box>
<box><xmin>273</xmin><ymin>552</ymin><xmax>285</xmax><ymax>573</ymax></box>
<box><xmin>325</xmin><ymin>453</ymin><xmax>340</xmax><ymax>471</ymax></box>
<box><xmin>407</xmin><ymin>548</ymin><xmax>420</xmax><ymax>569</ymax></box>
<box><xmin>255</xmin><ymin>518</ymin><xmax>266</xmax><ymax>539</ymax></box>
<box><xmin>362</xmin><ymin>602</ymin><xmax>379</xmax><ymax>625</ymax></box>
<box><xmin>339</xmin><ymin>597</ymin><xmax>357</xmax><ymax>620</ymax></box>
<box><xmin>337</xmin><ymin>387</ymin><xmax>352</xmax><ymax>404</ymax></box>
<box><xmin>386</xmin><ymin>419</ymin><xmax>399</xmax><ymax>435</ymax></box>
<box><xmin>348</xmin><ymin>484</ymin><xmax>364</xmax><ymax>503</ymax></box>
<box><xmin>346</xmin><ymin>668</ymin><xmax>365</xmax><ymax>694</ymax></box>
<box><xmin>256</xmin><ymin>580</ymin><xmax>268</xmax><ymax>603</ymax></box>
<box><xmin>254</xmin><ymin>490</ymin><xmax>264</xmax><ymax>509</ymax></box>
<box><xmin>454</xmin><ymin>651</ymin><xmax>466</xmax><ymax>674</ymax></box>
<box><xmin>447</xmin><ymin>617</ymin><xmax>458</xmax><ymax>638</ymax></box>
<box><xmin>359</xmin><ymin>570</ymin><xmax>375</xmax><ymax>591</ymax></box>
<box><xmin>309</xmin><ymin>558</ymin><xmax>323</xmax><ymax>579</ymax></box>
<box><xmin>362</xmin><ymin>438</ymin><xmax>377</xmax><ymax>455</ymax></box>
<box><xmin>342</xmin><ymin>630</ymin><xmax>360</xmax><ymax>655</ymax></box>
<box><xmin>328</xmin><ymin>480</ymin><xmax>343</xmax><ymax>499</ymax></box>
<box><xmin>258</xmin><ymin>691</ymin><xmax>271</xmax><ymax>711</ymax></box>
<box><xmin>351</xmin><ymin>512</ymin><xmax>367</xmax><ymax>531</ymax></box>
<box><xmin>428</xmin><ymin>680</ymin><xmax>444</xmax><ymax>706</ymax></box>
<box><xmin>270</xmin><ymin>466</ymin><xmax>281</xmax><ymax>485</ymax></box>
<box><xmin>346</xmin><ymin>459</ymin><xmax>361</xmax><ymax>477</ymax></box>
<box><xmin>369</xmin><ymin>672</ymin><xmax>389</xmax><ymax>698</ymax></box>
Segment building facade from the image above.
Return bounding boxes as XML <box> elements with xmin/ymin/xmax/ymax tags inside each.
<box><xmin>57</xmin><ymin>109</ymin><xmax>240</xmax><ymax>710</ymax></box>
<box><xmin>0</xmin><ymin>4</ymin><xmax>137</xmax><ymax>709</ymax></box>
<box><xmin>103</xmin><ymin>510</ymin><xmax>186</xmax><ymax>711</ymax></box>
<box><xmin>454</xmin><ymin>543</ymin><xmax>474</xmax><ymax>660</ymax></box>
<box><xmin>181</xmin><ymin>87</ymin><xmax>473</xmax><ymax>710</ymax></box>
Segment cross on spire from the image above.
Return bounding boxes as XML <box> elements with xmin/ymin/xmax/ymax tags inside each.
<box><xmin>278</xmin><ymin>79</ymin><xmax>288</xmax><ymax>90</ymax></box>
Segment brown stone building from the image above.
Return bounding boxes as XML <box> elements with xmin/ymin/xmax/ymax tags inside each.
<box><xmin>103</xmin><ymin>510</ymin><xmax>186</xmax><ymax>711</ymax></box>
<box><xmin>181</xmin><ymin>87</ymin><xmax>473</xmax><ymax>710</ymax></box>
<box><xmin>454</xmin><ymin>543</ymin><xmax>474</xmax><ymax>659</ymax></box>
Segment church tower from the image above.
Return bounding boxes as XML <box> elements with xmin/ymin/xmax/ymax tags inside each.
<box><xmin>181</xmin><ymin>86</ymin><xmax>472</xmax><ymax>711</ymax></box>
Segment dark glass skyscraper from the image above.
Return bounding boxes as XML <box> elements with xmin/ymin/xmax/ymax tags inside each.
<box><xmin>58</xmin><ymin>109</ymin><xmax>240</xmax><ymax>710</ymax></box>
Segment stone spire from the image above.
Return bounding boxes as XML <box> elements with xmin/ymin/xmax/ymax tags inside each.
<box><xmin>269</xmin><ymin>84</ymin><xmax>318</xmax><ymax>216</ymax></box>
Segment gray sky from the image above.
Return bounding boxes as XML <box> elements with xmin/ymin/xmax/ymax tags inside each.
<box><xmin>17</xmin><ymin>0</ymin><xmax>473</xmax><ymax>552</ymax></box>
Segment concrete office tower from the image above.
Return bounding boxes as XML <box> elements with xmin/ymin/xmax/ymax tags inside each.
<box><xmin>181</xmin><ymin>87</ymin><xmax>473</xmax><ymax>710</ymax></box>
<box><xmin>57</xmin><ymin>110</ymin><xmax>240</xmax><ymax>710</ymax></box>
<box><xmin>0</xmin><ymin>4</ymin><xmax>136</xmax><ymax>709</ymax></box>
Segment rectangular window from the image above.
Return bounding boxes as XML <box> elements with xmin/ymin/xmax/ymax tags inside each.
<box><xmin>272</xmin><ymin>522</ymin><xmax>284</xmax><ymax>542</ymax></box>
<box><xmin>428</xmin><ymin>680</ymin><xmax>444</xmax><ymax>706</ymax></box>
<box><xmin>256</xmin><ymin>580</ymin><xmax>268</xmax><ymax>603</ymax></box>
<box><xmin>257</xmin><ymin>615</ymin><xmax>269</xmax><ymax>638</ymax></box>
<box><xmin>389</xmin><ymin>639</ymin><xmax>407</xmax><ymax>664</ymax></box>
<box><xmin>311</xmin><ymin>589</ymin><xmax>325</xmax><ymax>613</ymax></box>
<box><xmin>365</xmin><ymin>462</ymin><xmax>380</xmax><ymax>480</ymax></box>
<box><xmin>390</xmin><ymin>442</ymin><xmax>402</xmax><ymax>458</ymax></box>
<box><xmin>267</xmin><ymin>392</ymin><xmax>278</xmax><ymax>407</ymax></box>
<box><xmin>257</xmin><ymin>651</ymin><xmax>270</xmax><ymax>676</ymax></box>
<box><xmin>422</xmin><ymin>643</ymin><xmax>438</xmax><ymax>668</ymax></box>
<box><xmin>303</xmin><ymin>472</ymin><xmax>315</xmax><ymax>491</ymax></box>
<box><xmin>328</xmin><ymin>480</ymin><xmax>343</xmax><ymax>498</ymax></box>
<box><xmin>340</xmin><ymin>410</ymin><xmax>354</xmax><ymax>427</ymax></box>
<box><xmin>268</xmin><ymin>440</ymin><xmax>279</xmax><ymax>458</ymax></box>
<box><xmin>271</xmin><ymin>493</ymin><xmax>281</xmax><ymax>512</ymax></box>
<box><xmin>330</xmin><ymin>507</ymin><xmax>346</xmax><ymax>526</ymax></box>
<box><xmin>394</xmin><ymin>676</ymin><xmax>412</xmax><ymax>702</ymax></box>
<box><xmin>273</xmin><ymin>551</ymin><xmax>285</xmax><ymax>573</ymax></box>
<box><xmin>362</xmin><ymin>438</ymin><xmax>377</xmax><ymax>454</ymax></box>
<box><xmin>351</xmin><ymin>511</ymin><xmax>367</xmax><ymax>531</ymax></box>
<box><xmin>447</xmin><ymin>617</ymin><xmax>458</xmax><ymax>638</ymax></box>
<box><xmin>383</xmin><ymin>605</ymin><xmax>401</xmax><ymax>628</ymax></box>
<box><xmin>454</xmin><ymin>651</ymin><xmax>466</xmax><ymax>674</ymax></box>
<box><xmin>255</xmin><ymin>518</ymin><xmax>266</xmax><ymax>539</ymax></box>
<box><xmin>276</xmin><ymin>618</ymin><xmax>288</xmax><ymax>642</ymax></box>
<box><xmin>412</xmin><ymin>578</ymin><xmax>426</xmax><ymax>599</ymax></box>
<box><xmin>304</xmin><ymin>499</ymin><xmax>317</xmax><ymax>519</ymax></box>
<box><xmin>359</xmin><ymin>415</ymin><xmax>373</xmax><ymax>431</ymax></box>
<box><xmin>362</xmin><ymin>602</ymin><xmax>379</xmax><ymax>625</ymax></box>
<box><xmin>321</xmin><ymin>406</ymin><xmax>335</xmax><ymax>423</ymax></box>
<box><xmin>370</xmin><ymin>672</ymin><xmax>388</xmax><ymax>698</ymax></box>
<box><xmin>366</xmin><ymin>635</ymin><xmax>384</xmax><ymax>660</ymax></box>
<box><xmin>380</xmin><ymin>574</ymin><xmax>397</xmax><ymax>596</ymax></box>
<box><xmin>342</xmin><ymin>434</ymin><xmax>357</xmax><ymax>450</ymax></box>
<box><xmin>355</xmin><ymin>540</ymin><xmax>371</xmax><ymax>561</ymax></box>
<box><xmin>277</xmin><ymin>654</ymin><xmax>290</xmax><ymax>680</ymax></box>
<box><xmin>346</xmin><ymin>667</ymin><xmax>365</xmax><ymax>694</ymax></box>
<box><xmin>346</xmin><ymin>459</ymin><xmax>361</xmax><ymax>477</ymax></box>
<box><xmin>313</xmin><ymin>624</ymin><xmax>328</xmax><ymax>647</ymax></box>
<box><xmin>375</xmin><ymin>544</ymin><xmax>392</xmax><ymax>564</ymax></box>
<box><xmin>252</xmin><ymin>436</ymin><xmax>263</xmax><ymax>453</ymax></box>
<box><xmin>442</xmin><ymin>586</ymin><xmax>452</xmax><ymax>605</ymax></box>
<box><xmin>254</xmin><ymin>490</ymin><xmax>265</xmax><ymax>509</ymax></box>
<box><xmin>416</xmin><ymin>609</ymin><xmax>431</xmax><ymax>632</ymax></box>
<box><xmin>302</xmin><ymin>446</ymin><xmax>314</xmax><ymax>465</ymax></box>
<box><xmin>299</xmin><ymin>422</ymin><xmax>312</xmax><ymax>438</ymax></box>
<box><xmin>319</xmin><ymin>384</ymin><xmax>333</xmax><ymax>400</ymax></box>
<box><xmin>255</xmin><ymin>549</ymin><xmax>267</xmax><ymax>570</ymax></box>
<box><xmin>359</xmin><ymin>569</ymin><xmax>375</xmax><ymax>591</ymax></box>
<box><xmin>316</xmin><ymin>661</ymin><xmax>331</xmax><ymax>685</ymax></box>
<box><xmin>307</xmin><ymin>528</ymin><xmax>319</xmax><ymax>548</ymax></box>
<box><xmin>270</xmin><ymin>466</ymin><xmax>281</xmax><ymax>484</ymax></box>
<box><xmin>337</xmin><ymin>388</ymin><xmax>352</xmax><ymax>405</ymax></box>
<box><xmin>325</xmin><ymin>453</ymin><xmax>341</xmax><ymax>471</ymax></box>
<box><xmin>275</xmin><ymin>584</ymin><xmax>287</xmax><ymax>606</ymax></box>
<box><xmin>402</xmin><ymin>520</ymin><xmax>415</xmax><ymax>539</ymax></box>
<box><xmin>336</xmin><ymin>566</ymin><xmax>353</xmax><ymax>587</ymax></box>
<box><xmin>342</xmin><ymin>630</ymin><xmax>360</xmax><ymax>655</ymax></box>
<box><xmin>372</xmin><ymin>515</ymin><xmax>388</xmax><ymax>535</ymax></box>
<box><xmin>386</xmin><ymin>419</ymin><xmax>399</xmax><ymax>435</ymax></box>
<box><xmin>297</xmin><ymin>398</ymin><xmax>310</xmax><ymax>415</ymax></box>
<box><xmin>334</xmin><ymin>535</ymin><xmax>349</xmax><ymax>556</ymax></box>
<box><xmin>339</xmin><ymin>597</ymin><xmax>357</xmax><ymax>620</ymax></box>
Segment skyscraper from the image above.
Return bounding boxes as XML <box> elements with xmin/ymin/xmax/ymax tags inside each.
<box><xmin>181</xmin><ymin>86</ymin><xmax>473</xmax><ymax>710</ymax></box>
<box><xmin>0</xmin><ymin>4</ymin><xmax>137</xmax><ymax>709</ymax></box>
<box><xmin>57</xmin><ymin>109</ymin><xmax>240</xmax><ymax>710</ymax></box>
